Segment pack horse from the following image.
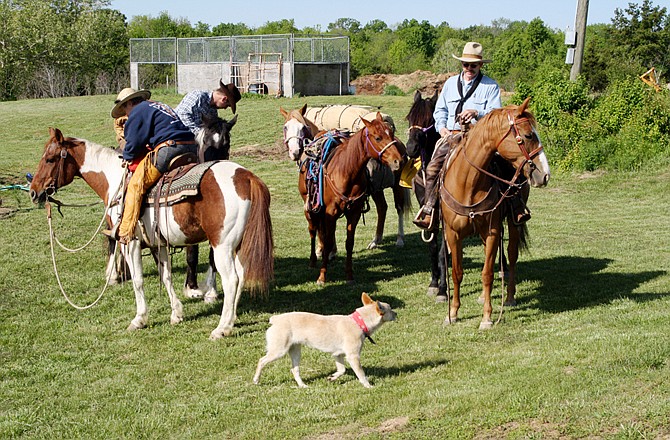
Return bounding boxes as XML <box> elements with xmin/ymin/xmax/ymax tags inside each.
<box><xmin>30</xmin><ymin>128</ymin><xmax>274</xmax><ymax>339</ymax></box>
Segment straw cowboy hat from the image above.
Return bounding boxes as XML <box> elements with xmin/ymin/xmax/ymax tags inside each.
<box><xmin>218</xmin><ymin>80</ymin><xmax>241</xmax><ymax>114</ymax></box>
<box><xmin>452</xmin><ymin>42</ymin><xmax>492</xmax><ymax>63</ymax></box>
<box><xmin>111</xmin><ymin>87</ymin><xmax>151</xmax><ymax>118</ymax></box>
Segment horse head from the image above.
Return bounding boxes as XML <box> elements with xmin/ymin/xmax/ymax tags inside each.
<box><xmin>360</xmin><ymin>112</ymin><xmax>404</xmax><ymax>171</ymax></box>
<box><xmin>196</xmin><ymin>114</ymin><xmax>237</xmax><ymax>162</ymax></box>
<box><xmin>29</xmin><ymin>127</ymin><xmax>81</xmax><ymax>204</ymax></box>
<box><xmin>491</xmin><ymin>97</ymin><xmax>550</xmax><ymax>188</ymax></box>
<box><xmin>280</xmin><ymin>104</ymin><xmax>318</xmax><ymax>162</ymax></box>
<box><xmin>405</xmin><ymin>90</ymin><xmax>439</xmax><ymax>159</ymax></box>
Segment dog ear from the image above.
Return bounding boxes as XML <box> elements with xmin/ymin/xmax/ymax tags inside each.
<box><xmin>361</xmin><ymin>292</ymin><xmax>373</xmax><ymax>305</ymax></box>
<box><xmin>375</xmin><ymin>301</ymin><xmax>384</xmax><ymax>315</ymax></box>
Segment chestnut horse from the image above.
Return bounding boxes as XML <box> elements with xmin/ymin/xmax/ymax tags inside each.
<box><xmin>282</xmin><ymin>104</ymin><xmax>410</xmax><ymax>250</ymax></box>
<box><xmin>30</xmin><ymin>128</ymin><xmax>273</xmax><ymax>339</ymax></box>
<box><xmin>437</xmin><ymin>98</ymin><xmax>550</xmax><ymax>329</ymax></box>
<box><xmin>295</xmin><ymin>113</ymin><xmax>404</xmax><ymax>284</ymax></box>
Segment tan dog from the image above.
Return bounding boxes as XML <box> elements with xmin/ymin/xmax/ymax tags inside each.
<box><xmin>253</xmin><ymin>292</ymin><xmax>397</xmax><ymax>388</ymax></box>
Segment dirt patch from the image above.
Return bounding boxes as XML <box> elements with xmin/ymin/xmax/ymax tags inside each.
<box><xmin>235</xmin><ymin>140</ymin><xmax>286</xmax><ymax>161</ymax></box>
<box><xmin>309</xmin><ymin>416</ymin><xmax>410</xmax><ymax>440</ymax></box>
<box><xmin>351</xmin><ymin>70</ymin><xmax>455</xmax><ymax>96</ymax></box>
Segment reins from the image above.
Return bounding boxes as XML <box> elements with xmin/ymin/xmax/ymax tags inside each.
<box><xmin>44</xmin><ymin>152</ymin><xmax>128</xmax><ymax>309</ymax></box>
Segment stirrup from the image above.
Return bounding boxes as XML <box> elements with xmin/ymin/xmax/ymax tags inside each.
<box><xmin>101</xmin><ymin>222</ymin><xmax>120</xmax><ymax>240</ymax></box>
<box><xmin>413</xmin><ymin>207</ymin><xmax>434</xmax><ymax>230</ymax></box>
<box><xmin>512</xmin><ymin>208</ymin><xmax>531</xmax><ymax>225</ymax></box>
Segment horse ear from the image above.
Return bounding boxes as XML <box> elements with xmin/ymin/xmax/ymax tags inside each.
<box><xmin>361</xmin><ymin>292</ymin><xmax>373</xmax><ymax>305</ymax></box>
<box><xmin>49</xmin><ymin>127</ymin><xmax>64</xmax><ymax>143</ymax></box>
<box><xmin>516</xmin><ymin>97</ymin><xmax>531</xmax><ymax>117</ymax></box>
<box><xmin>299</xmin><ymin>103</ymin><xmax>307</xmax><ymax>115</ymax></box>
<box><xmin>413</xmin><ymin>89</ymin><xmax>422</xmax><ymax>102</ymax></box>
<box><xmin>431</xmin><ymin>89</ymin><xmax>439</xmax><ymax>103</ymax></box>
<box><xmin>376</xmin><ymin>111</ymin><xmax>384</xmax><ymax>123</ymax></box>
<box><xmin>279</xmin><ymin>107</ymin><xmax>288</xmax><ymax>120</ymax></box>
<box><xmin>228</xmin><ymin>114</ymin><xmax>238</xmax><ymax>127</ymax></box>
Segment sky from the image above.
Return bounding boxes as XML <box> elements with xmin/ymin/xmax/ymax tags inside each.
<box><xmin>109</xmin><ymin>0</ymin><xmax>645</xmax><ymax>31</ymax></box>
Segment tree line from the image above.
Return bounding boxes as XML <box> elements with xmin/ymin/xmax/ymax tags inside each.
<box><xmin>2</xmin><ymin>0</ymin><xmax>669</xmax><ymax>170</ymax></box>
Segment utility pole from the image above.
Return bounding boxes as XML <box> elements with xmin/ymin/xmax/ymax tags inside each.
<box><xmin>570</xmin><ymin>0</ymin><xmax>589</xmax><ymax>80</ymax></box>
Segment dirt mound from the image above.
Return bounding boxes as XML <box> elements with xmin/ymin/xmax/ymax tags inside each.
<box><xmin>351</xmin><ymin>70</ymin><xmax>456</xmax><ymax>95</ymax></box>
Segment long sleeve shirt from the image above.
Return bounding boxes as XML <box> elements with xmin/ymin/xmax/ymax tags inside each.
<box><xmin>123</xmin><ymin>100</ymin><xmax>194</xmax><ymax>162</ymax></box>
<box><xmin>433</xmin><ymin>73</ymin><xmax>502</xmax><ymax>133</ymax></box>
<box><xmin>175</xmin><ymin>90</ymin><xmax>218</xmax><ymax>136</ymax></box>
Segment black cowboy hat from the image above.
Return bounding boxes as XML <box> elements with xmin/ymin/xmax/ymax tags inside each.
<box><xmin>219</xmin><ymin>80</ymin><xmax>241</xmax><ymax>114</ymax></box>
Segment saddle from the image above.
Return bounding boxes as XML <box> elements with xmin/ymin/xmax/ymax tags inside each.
<box><xmin>302</xmin><ymin>130</ymin><xmax>348</xmax><ymax>213</ymax></box>
<box><xmin>145</xmin><ymin>158</ymin><xmax>215</xmax><ymax>206</ymax></box>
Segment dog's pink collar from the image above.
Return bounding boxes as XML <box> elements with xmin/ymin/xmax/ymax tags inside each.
<box><xmin>350</xmin><ymin>311</ymin><xmax>376</xmax><ymax>344</ymax></box>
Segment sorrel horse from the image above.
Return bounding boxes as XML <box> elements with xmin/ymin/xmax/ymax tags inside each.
<box><xmin>295</xmin><ymin>113</ymin><xmax>404</xmax><ymax>284</ymax></box>
<box><xmin>436</xmin><ymin>97</ymin><xmax>550</xmax><ymax>329</ymax></box>
<box><xmin>30</xmin><ymin>128</ymin><xmax>274</xmax><ymax>339</ymax></box>
<box><xmin>404</xmin><ymin>90</ymin><xmax>448</xmax><ymax>298</ymax></box>
<box><xmin>282</xmin><ymin>104</ymin><xmax>411</xmax><ymax>250</ymax></box>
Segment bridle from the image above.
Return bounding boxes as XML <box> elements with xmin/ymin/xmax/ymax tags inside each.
<box><xmin>44</xmin><ymin>146</ymin><xmax>69</xmax><ymax>197</ymax></box>
<box><xmin>363</xmin><ymin>127</ymin><xmax>397</xmax><ymax>161</ymax></box>
<box><xmin>283</xmin><ymin>123</ymin><xmax>313</xmax><ymax>157</ymax></box>
<box><xmin>463</xmin><ymin>110</ymin><xmax>544</xmax><ymax>188</ymax></box>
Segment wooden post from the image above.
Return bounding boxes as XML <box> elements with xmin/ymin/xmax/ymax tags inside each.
<box><xmin>570</xmin><ymin>0</ymin><xmax>589</xmax><ymax>81</ymax></box>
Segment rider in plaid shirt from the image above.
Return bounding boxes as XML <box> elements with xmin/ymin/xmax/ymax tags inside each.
<box><xmin>175</xmin><ymin>80</ymin><xmax>241</xmax><ymax>137</ymax></box>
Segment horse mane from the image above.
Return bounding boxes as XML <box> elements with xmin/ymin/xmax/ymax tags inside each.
<box><xmin>466</xmin><ymin>103</ymin><xmax>538</xmax><ymax>144</ymax></box>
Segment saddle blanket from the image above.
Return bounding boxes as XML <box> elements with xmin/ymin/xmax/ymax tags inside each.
<box><xmin>145</xmin><ymin>161</ymin><xmax>217</xmax><ymax>206</ymax></box>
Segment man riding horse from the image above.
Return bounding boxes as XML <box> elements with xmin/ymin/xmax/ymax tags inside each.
<box><xmin>104</xmin><ymin>88</ymin><xmax>198</xmax><ymax>244</ymax></box>
<box><xmin>413</xmin><ymin>42</ymin><xmax>531</xmax><ymax>230</ymax></box>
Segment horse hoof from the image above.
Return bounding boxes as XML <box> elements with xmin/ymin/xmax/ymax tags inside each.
<box><xmin>316</xmin><ymin>279</ymin><xmax>325</xmax><ymax>286</ymax></box>
<box><xmin>209</xmin><ymin>327</ymin><xmax>232</xmax><ymax>340</ymax></box>
<box><xmin>479</xmin><ymin>320</ymin><xmax>494</xmax><ymax>330</ymax></box>
<box><xmin>127</xmin><ymin>321</ymin><xmax>145</xmax><ymax>331</ymax></box>
<box><xmin>435</xmin><ymin>294</ymin><xmax>447</xmax><ymax>303</ymax></box>
<box><xmin>426</xmin><ymin>286</ymin><xmax>440</xmax><ymax>297</ymax></box>
<box><xmin>443</xmin><ymin>316</ymin><xmax>458</xmax><ymax>326</ymax></box>
<box><xmin>204</xmin><ymin>293</ymin><xmax>218</xmax><ymax>304</ymax></box>
<box><xmin>504</xmin><ymin>299</ymin><xmax>517</xmax><ymax>307</ymax></box>
<box><xmin>366</xmin><ymin>241</ymin><xmax>379</xmax><ymax>250</ymax></box>
<box><xmin>396</xmin><ymin>238</ymin><xmax>404</xmax><ymax>247</ymax></box>
<box><xmin>183</xmin><ymin>288</ymin><xmax>204</xmax><ymax>299</ymax></box>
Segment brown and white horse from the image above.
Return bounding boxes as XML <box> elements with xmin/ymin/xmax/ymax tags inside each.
<box><xmin>29</xmin><ymin>128</ymin><xmax>274</xmax><ymax>339</ymax></box>
<box><xmin>295</xmin><ymin>113</ymin><xmax>404</xmax><ymax>284</ymax></box>
<box><xmin>282</xmin><ymin>104</ymin><xmax>410</xmax><ymax>250</ymax></box>
<box><xmin>438</xmin><ymin>98</ymin><xmax>550</xmax><ymax>329</ymax></box>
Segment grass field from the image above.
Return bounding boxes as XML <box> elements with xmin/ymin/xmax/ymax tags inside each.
<box><xmin>1</xmin><ymin>93</ymin><xmax>669</xmax><ymax>439</ymax></box>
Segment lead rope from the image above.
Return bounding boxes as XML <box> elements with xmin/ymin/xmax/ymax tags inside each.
<box><xmin>45</xmin><ymin>170</ymin><xmax>127</xmax><ymax>309</ymax></box>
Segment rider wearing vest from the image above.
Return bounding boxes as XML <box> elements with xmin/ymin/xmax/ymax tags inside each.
<box><xmin>413</xmin><ymin>42</ymin><xmax>505</xmax><ymax>229</ymax></box>
<box><xmin>108</xmin><ymin>88</ymin><xmax>197</xmax><ymax>244</ymax></box>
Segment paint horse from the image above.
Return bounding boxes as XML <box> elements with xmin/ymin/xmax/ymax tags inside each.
<box><xmin>283</xmin><ymin>104</ymin><xmax>411</xmax><ymax>250</ymax></box>
<box><xmin>295</xmin><ymin>113</ymin><xmax>404</xmax><ymax>284</ymax></box>
<box><xmin>435</xmin><ymin>98</ymin><xmax>550</xmax><ymax>329</ymax></box>
<box><xmin>30</xmin><ymin>128</ymin><xmax>273</xmax><ymax>339</ymax></box>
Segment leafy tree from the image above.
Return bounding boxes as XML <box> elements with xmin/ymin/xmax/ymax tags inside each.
<box><xmin>256</xmin><ymin>19</ymin><xmax>298</xmax><ymax>35</ymax></box>
<box><xmin>211</xmin><ymin>23</ymin><xmax>252</xmax><ymax>36</ymax></box>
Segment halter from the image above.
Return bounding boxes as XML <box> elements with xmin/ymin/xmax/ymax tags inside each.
<box><xmin>407</xmin><ymin>123</ymin><xmax>434</xmax><ymax>134</ymax></box>
<box><xmin>363</xmin><ymin>127</ymin><xmax>396</xmax><ymax>160</ymax></box>
<box><xmin>45</xmin><ymin>146</ymin><xmax>69</xmax><ymax>197</ymax></box>
<box><xmin>283</xmin><ymin>124</ymin><xmax>313</xmax><ymax>154</ymax></box>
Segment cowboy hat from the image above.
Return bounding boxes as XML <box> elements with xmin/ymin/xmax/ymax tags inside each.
<box><xmin>111</xmin><ymin>87</ymin><xmax>151</xmax><ymax>118</ymax></box>
<box><xmin>452</xmin><ymin>42</ymin><xmax>492</xmax><ymax>63</ymax></box>
<box><xmin>218</xmin><ymin>80</ymin><xmax>241</xmax><ymax>114</ymax></box>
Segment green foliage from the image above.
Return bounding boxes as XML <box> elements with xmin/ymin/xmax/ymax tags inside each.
<box><xmin>382</xmin><ymin>84</ymin><xmax>405</xmax><ymax>96</ymax></box>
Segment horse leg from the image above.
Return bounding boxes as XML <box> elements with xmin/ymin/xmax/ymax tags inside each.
<box><xmin>367</xmin><ymin>190</ymin><xmax>387</xmax><ymax>250</ymax></box>
<box><xmin>504</xmin><ymin>220</ymin><xmax>520</xmax><ymax>306</ymax></box>
<box><xmin>317</xmin><ymin>217</ymin><xmax>337</xmax><ymax>285</ymax></box>
<box><xmin>209</xmin><ymin>243</ymin><xmax>239</xmax><ymax>339</ymax></box>
<box><xmin>392</xmin><ymin>184</ymin><xmax>407</xmax><ymax>247</ymax></box>
<box><xmin>202</xmin><ymin>247</ymin><xmax>219</xmax><ymax>303</ymax></box>
<box><xmin>306</xmin><ymin>214</ymin><xmax>318</xmax><ymax>268</ymax></box>
<box><xmin>426</xmin><ymin>231</ymin><xmax>441</xmax><ymax>296</ymax></box>
<box><xmin>183</xmin><ymin>244</ymin><xmax>205</xmax><ymax>299</ymax></box>
<box><xmin>124</xmin><ymin>240</ymin><xmax>149</xmax><ymax>331</ymax></box>
<box><xmin>437</xmin><ymin>236</ymin><xmax>449</xmax><ymax>301</ymax></box>
<box><xmin>155</xmin><ymin>245</ymin><xmax>184</xmax><ymax>326</ymax></box>
<box><xmin>479</xmin><ymin>233</ymin><xmax>500</xmax><ymax>330</ymax></box>
<box><xmin>344</xmin><ymin>211</ymin><xmax>362</xmax><ymax>284</ymax></box>
<box><xmin>444</xmin><ymin>233</ymin><xmax>463</xmax><ymax>325</ymax></box>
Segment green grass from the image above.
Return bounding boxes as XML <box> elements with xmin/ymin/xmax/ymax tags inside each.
<box><xmin>1</xmin><ymin>94</ymin><xmax>669</xmax><ymax>439</ymax></box>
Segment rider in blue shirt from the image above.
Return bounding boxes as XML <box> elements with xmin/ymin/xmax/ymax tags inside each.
<box><xmin>413</xmin><ymin>42</ymin><xmax>505</xmax><ymax>229</ymax></box>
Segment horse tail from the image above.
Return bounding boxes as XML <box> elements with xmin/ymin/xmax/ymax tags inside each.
<box><xmin>239</xmin><ymin>173</ymin><xmax>274</xmax><ymax>298</ymax></box>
